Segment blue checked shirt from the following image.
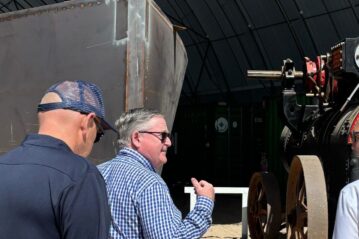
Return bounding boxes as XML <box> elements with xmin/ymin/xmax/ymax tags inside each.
<box><xmin>98</xmin><ymin>147</ymin><xmax>214</xmax><ymax>239</ymax></box>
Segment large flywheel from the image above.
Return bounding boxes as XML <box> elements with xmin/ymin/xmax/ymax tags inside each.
<box><xmin>248</xmin><ymin>172</ymin><xmax>282</xmax><ymax>239</ymax></box>
<box><xmin>286</xmin><ymin>155</ymin><xmax>328</xmax><ymax>239</ymax></box>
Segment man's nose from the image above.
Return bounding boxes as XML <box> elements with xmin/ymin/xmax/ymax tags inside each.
<box><xmin>165</xmin><ymin>135</ymin><xmax>172</xmax><ymax>147</ymax></box>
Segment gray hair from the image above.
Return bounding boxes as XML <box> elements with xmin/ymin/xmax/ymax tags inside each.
<box><xmin>115</xmin><ymin>108</ymin><xmax>163</xmax><ymax>149</ymax></box>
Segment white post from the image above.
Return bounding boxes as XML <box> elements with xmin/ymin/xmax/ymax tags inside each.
<box><xmin>184</xmin><ymin>187</ymin><xmax>196</xmax><ymax>211</ymax></box>
<box><xmin>241</xmin><ymin>191</ymin><xmax>248</xmax><ymax>239</ymax></box>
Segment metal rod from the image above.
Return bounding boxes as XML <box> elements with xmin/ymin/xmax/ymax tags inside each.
<box><xmin>340</xmin><ymin>82</ymin><xmax>359</xmax><ymax>112</ymax></box>
<box><xmin>247</xmin><ymin>70</ymin><xmax>303</xmax><ymax>79</ymax></box>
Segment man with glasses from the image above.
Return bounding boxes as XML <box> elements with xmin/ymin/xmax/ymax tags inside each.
<box><xmin>98</xmin><ymin>108</ymin><xmax>215</xmax><ymax>239</ymax></box>
<box><xmin>333</xmin><ymin>130</ymin><xmax>359</xmax><ymax>239</ymax></box>
<box><xmin>0</xmin><ymin>80</ymin><xmax>116</xmax><ymax>239</ymax></box>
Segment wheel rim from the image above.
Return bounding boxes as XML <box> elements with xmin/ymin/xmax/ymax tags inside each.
<box><xmin>248</xmin><ymin>172</ymin><xmax>282</xmax><ymax>239</ymax></box>
<box><xmin>286</xmin><ymin>155</ymin><xmax>328</xmax><ymax>239</ymax></box>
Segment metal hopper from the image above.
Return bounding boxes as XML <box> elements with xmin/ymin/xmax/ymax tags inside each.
<box><xmin>0</xmin><ymin>0</ymin><xmax>187</xmax><ymax>163</ymax></box>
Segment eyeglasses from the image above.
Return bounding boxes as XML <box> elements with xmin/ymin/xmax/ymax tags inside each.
<box><xmin>93</xmin><ymin>117</ymin><xmax>104</xmax><ymax>143</ymax></box>
<box><xmin>138</xmin><ymin>131</ymin><xmax>171</xmax><ymax>143</ymax></box>
<box><xmin>352</xmin><ymin>131</ymin><xmax>359</xmax><ymax>143</ymax></box>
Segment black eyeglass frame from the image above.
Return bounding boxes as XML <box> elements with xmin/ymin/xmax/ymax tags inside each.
<box><xmin>93</xmin><ymin>117</ymin><xmax>104</xmax><ymax>143</ymax></box>
<box><xmin>138</xmin><ymin>131</ymin><xmax>171</xmax><ymax>143</ymax></box>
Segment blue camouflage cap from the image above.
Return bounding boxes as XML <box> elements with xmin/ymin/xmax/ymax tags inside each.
<box><xmin>37</xmin><ymin>80</ymin><xmax>116</xmax><ymax>132</ymax></box>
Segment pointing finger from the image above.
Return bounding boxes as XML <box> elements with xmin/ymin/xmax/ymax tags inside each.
<box><xmin>191</xmin><ymin>177</ymin><xmax>200</xmax><ymax>188</ymax></box>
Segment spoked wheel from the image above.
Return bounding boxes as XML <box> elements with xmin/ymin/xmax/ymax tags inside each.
<box><xmin>248</xmin><ymin>172</ymin><xmax>282</xmax><ymax>239</ymax></box>
<box><xmin>286</xmin><ymin>155</ymin><xmax>328</xmax><ymax>239</ymax></box>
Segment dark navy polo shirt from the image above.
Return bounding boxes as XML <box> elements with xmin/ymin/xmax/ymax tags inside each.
<box><xmin>0</xmin><ymin>134</ymin><xmax>110</xmax><ymax>239</ymax></box>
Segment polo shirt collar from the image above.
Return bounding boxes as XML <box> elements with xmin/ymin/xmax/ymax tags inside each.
<box><xmin>22</xmin><ymin>133</ymin><xmax>72</xmax><ymax>152</ymax></box>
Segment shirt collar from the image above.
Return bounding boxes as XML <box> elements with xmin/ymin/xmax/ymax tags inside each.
<box><xmin>22</xmin><ymin>133</ymin><xmax>72</xmax><ymax>152</ymax></box>
<box><xmin>116</xmin><ymin>147</ymin><xmax>156</xmax><ymax>173</ymax></box>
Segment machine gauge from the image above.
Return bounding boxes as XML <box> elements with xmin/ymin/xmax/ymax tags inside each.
<box><xmin>355</xmin><ymin>45</ymin><xmax>359</xmax><ymax>69</ymax></box>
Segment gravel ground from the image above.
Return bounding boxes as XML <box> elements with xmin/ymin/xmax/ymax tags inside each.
<box><xmin>202</xmin><ymin>223</ymin><xmax>244</xmax><ymax>239</ymax></box>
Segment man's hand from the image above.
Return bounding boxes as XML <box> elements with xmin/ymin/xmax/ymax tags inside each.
<box><xmin>191</xmin><ymin>177</ymin><xmax>215</xmax><ymax>201</ymax></box>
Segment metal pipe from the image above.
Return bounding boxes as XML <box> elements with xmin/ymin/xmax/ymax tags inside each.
<box><xmin>340</xmin><ymin>82</ymin><xmax>359</xmax><ymax>112</ymax></box>
<box><xmin>247</xmin><ymin>70</ymin><xmax>303</xmax><ymax>79</ymax></box>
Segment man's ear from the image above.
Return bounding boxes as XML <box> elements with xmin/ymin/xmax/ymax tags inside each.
<box><xmin>131</xmin><ymin>131</ymin><xmax>141</xmax><ymax>148</ymax></box>
<box><xmin>80</xmin><ymin>113</ymin><xmax>95</xmax><ymax>135</ymax></box>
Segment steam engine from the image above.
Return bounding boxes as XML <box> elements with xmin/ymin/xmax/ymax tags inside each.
<box><xmin>247</xmin><ymin>37</ymin><xmax>359</xmax><ymax>238</ymax></box>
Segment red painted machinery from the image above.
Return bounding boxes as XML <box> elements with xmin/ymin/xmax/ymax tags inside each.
<box><xmin>247</xmin><ymin>37</ymin><xmax>359</xmax><ymax>239</ymax></box>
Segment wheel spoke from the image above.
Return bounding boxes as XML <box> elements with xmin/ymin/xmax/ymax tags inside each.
<box><xmin>248</xmin><ymin>172</ymin><xmax>282</xmax><ymax>239</ymax></box>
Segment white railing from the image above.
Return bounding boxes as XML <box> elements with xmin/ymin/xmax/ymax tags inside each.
<box><xmin>184</xmin><ymin>187</ymin><xmax>249</xmax><ymax>239</ymax></box>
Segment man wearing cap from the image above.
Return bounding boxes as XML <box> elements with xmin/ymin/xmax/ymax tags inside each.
<box><xmin>98</xmin><ymin>108</ymin><xmax>215</xmax><ymax>239</ymax></box>
<box><xmin>0</xmin><ymin>80</ymin><xmax>115</xmax><ymax>239</ymax></box>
